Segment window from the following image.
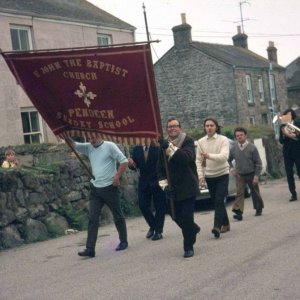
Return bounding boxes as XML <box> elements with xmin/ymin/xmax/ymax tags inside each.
<box><xmin>10</xmin><ymin>25</ymin><xmax>32</xmax><ymax>51</ymax></box>
<box><xmin>249</xmin><ymin>116</ymin><xmax>255</xmax><ymax>125</ymax></box>
<box><xmin>269</xmin><ymin>74</ymin><xmax>277</xmax><ymax>102</ymax></box>
<box><xmin>21</xmin><ymin>108</ymin><xmax>44</xmax><ymax>144</ymax></box>
<box><xmin>258</xmin><ymin>76</ymin><xmax>265</xmax><ymax>102</ymax></box>
<box><xmin>97</xmin><ymin>34</ymin><xmax>112</xmax><ymax>46</ymax></box>
<box><xmin>246</xmin><ymin>75</ymin><xmax>254</xmax><ymax>104</ymax></box>
<box><xmin>261</xmin><ymin>113</ymin><xmax>268</xmax><ymax>125</ymax></box>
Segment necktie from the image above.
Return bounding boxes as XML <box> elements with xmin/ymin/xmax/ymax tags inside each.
<box><xmin>144</xmin><ymin>145</ymin><xmax>149</xmax><ymax>161</ymax></box>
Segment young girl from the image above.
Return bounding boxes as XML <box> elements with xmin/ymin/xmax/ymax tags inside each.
<box><xmin>1</xmin><ymin>149</ymin><xmax>19</xmax><ymax>168</ymax></box>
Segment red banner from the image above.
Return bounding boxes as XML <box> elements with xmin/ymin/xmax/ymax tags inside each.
<box><xmin>2</xmin><ymin>44</ymin><xmax>162</xmax><ymax>145</ymax></box>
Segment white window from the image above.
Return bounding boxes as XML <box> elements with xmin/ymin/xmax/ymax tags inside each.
<box><xmin>269</xmin><ymin>74</ymin><xmax>277</xmax><ymax>102</ymax></box>
<box><xmin>21</xmin><ymin>108</ymin><xmax>44</xmax><ymax>144</ymax></box>
<box><xmin>97</xmin><ymin>34</ymin><xmax>112</xmax><ymax>46</ymax></box>
<box><xmin>246</xmin><ymin>75</ymin><xmax>254</xmax><ymax>104</ymax></box>
<box><xmin>258</xmin><ymin>76</ymin><xmax>265</xmax><ymax>102</ymax></box>
<box><xmin>249</xmin><ymin>116</ymin><xmax>256</xmax><ymax>125</ymax></box>
<box><xmin>10</xmin><ymin>25</ymin><xmax>33</xmax><ymax>51</ymax></box>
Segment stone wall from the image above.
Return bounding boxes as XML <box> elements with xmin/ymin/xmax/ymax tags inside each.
<box><xmin>262</xmin><ymin>135</ymin><xmax>285</xmax><ymax>178</ymax></box>
<box><xmin>154</xmin><ymin>47</ymin><xmax>238</xmax><ymax>130</ymax></box>
<box><xmin>0</xmin><ymin>144</ymin><xmax>138</xmax><ymax>250</ymax></box>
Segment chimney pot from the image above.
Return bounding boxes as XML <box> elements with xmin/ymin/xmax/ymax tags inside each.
<box><xmin>181</xmin><ymin>13</ymin><xmax>186</xmax><ymax>24</ymax></box>
<box><xmin>232</xmin><ymin>28</ymin><xmax>248</xmax><ymax>49</ymax></box>
<box><xmin>172</xmin><ymin>15</ymin><xmax>192</xmax><ymax>50</ymax></box>
<box><xmin>267</xmin><ymin>41</ymin><xmax>278</xmax><ymax>63</ymax></box>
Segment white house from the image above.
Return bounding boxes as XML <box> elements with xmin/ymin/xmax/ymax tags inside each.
<box><xmin>0</xmin><ymin>0</ymin><xmax>135</xmax><ymax>146</ymax></box>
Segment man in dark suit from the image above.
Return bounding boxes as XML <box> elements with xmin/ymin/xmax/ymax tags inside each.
<box><xmin>158</xmin><ymin>117</ymin><xmax>201</xmax><ymax>258</ymax></box>
<box><xmin>128</xmin><ymin>143</ymin><xmax>166</xmax><ymax>240</ymax></box>
<box><xmin>279</xmin><ymin>109</ymin><xmax>300</xmax><ymax>201</ymax></box>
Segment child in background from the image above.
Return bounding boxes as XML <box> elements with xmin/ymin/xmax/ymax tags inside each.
<box><xmin>1</xmin><ymin>149</ymin><xmax>19</xmax><ymax>168</ymax></box>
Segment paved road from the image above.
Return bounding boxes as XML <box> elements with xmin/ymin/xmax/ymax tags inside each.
<box><xmin>1</xmin><ymin>178</ymin><xmax>300</xmax><ymax>300</ymax></box>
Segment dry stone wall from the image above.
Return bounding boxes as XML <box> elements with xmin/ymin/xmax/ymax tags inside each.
<box><xmin>0</xmin><ymin>144</ymin><xmax>138</xmax><ymax>250</ymax></box>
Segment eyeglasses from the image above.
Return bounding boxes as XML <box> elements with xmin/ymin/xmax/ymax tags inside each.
<box><xmin>167</xmin><ymin>125</ymin><xmax>180</xmax><ymax>129</ymax></box>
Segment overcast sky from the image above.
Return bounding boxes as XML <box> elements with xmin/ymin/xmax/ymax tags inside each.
<box><xmin>88</xmin><ymin>0</ymin><xmax>300</xmax><ymax>66</ymax></box>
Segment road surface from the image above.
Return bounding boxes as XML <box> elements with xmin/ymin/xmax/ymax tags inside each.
<box><xmin>1</xmin><ymin>178</ymin><xmax>300</xmax><ymax>300</ymax></box>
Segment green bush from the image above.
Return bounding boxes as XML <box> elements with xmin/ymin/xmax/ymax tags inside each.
<box><xmin>64</xmin><ymin>204</ymin><xmax>88</xmax><ymax>231</ymax></box>
<box><xmin>120</xmin><ymin>198</ymin><xmax>140</xmax><ymax>217</ymax></box>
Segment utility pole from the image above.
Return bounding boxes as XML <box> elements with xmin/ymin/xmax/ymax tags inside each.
<box><xmin>268</xmin><ymin>63</ymin><xmax>279</xmax><ymax>139</ymax></box>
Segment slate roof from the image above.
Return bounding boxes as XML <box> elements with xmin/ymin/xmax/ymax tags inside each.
<box><xmin>0</xmin><ymin>0</ymin><xmax>135</xmax><ymax>31</ymax></box>
<box><xmin>286</xmin><ymin>57</ymin><xmax>300</xmax><ymax>89</ymax></box>
<box><xmin>191</xmin><ymin>41</ymin><xmax>284</xmax><ymax>70</ymax></box>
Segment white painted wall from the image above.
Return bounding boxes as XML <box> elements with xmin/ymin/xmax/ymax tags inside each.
<box><xmin>254</xmin><ymin>138</ymin><xmax>267</xmax><ymax>174</ymax></box>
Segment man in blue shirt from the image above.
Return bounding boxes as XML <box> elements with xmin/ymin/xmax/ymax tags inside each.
<box><xmin>75</xmin><ymin>136</ymin><xmax>128</xmax><ymax>258</ymax></box>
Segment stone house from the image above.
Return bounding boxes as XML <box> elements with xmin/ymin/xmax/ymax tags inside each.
<box><xmin>286</xmin><ymin>57</ymin><xmax>300</xmax><ymax>114</ymax></box>
<box><xmin>154</xmin><ymin>15</ymin><xmax>288</xmax><ymax>129</ymax></box>
<box><xmin>0</xmin><ymin>0</ymin><xmax>135</xmax><ymax>147</ymax></box>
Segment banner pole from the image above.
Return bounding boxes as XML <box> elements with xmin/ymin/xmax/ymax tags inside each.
<box><xmin>65</xmin><ymin>138</ymin><xmax>95</xmax><ymax>180</ymax></box>
<box><xmin>143</xmin><ymin>39</ymin><xmax>176</xmax><ymax>220</ymax></box>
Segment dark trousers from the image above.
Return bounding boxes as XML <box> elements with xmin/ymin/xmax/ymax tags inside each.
<box><xmin>284</xmin><ymin>154</ymin><xmax>300</xmax><ymax>197</ymax></box>
<box><xmin>174</xmin><ymin>196</ymin><xmax>200</xmax><ymax>251</ymax></box>
<box><xmin>233</xmin><ymin>173</ymin><xmax>264</xmax><ymax>213</ymax></box>
<box><xmin>138</xmin><ymin>184</ymin><xmax>166</xmax><ymax>233</ymax></box>
<box><xmin>206</xmin><ymin>174</ymin><xmax>230</xmax><ymax>229</ymax></box>
<box><xmin>86</xmin><ymin>184</ymin><xmax>127</xmax><ymax>250</ymax></box>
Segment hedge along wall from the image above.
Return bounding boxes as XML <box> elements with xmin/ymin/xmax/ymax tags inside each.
<box><xmin>0</xmin><ymin>144</ymin><xmax>139</xmax><ymax>250</ymax></box>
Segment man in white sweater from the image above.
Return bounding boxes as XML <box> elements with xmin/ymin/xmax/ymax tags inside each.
<box><xmin>196</xmin><ymin>117</ymin><xmax>230</xmax><ymax>238</ymax></box>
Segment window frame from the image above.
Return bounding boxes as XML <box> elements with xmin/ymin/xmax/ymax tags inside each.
<box><xmin>261</xmin><ymin>113</ymin><xmax>268</xmax><ymax>125</ymax></box>
<box><xmin>249</xmin><ymin>116</ymin><xmax>256</xmax><ymax>125</ymax></box>
<box><xmin>269</xmin><ymin>74</ymin><xmax>277</xmax><ymax>102</ymax></box>
<box><xmin>21</xmin><ymin>108</ymin><xmax>44</xmax><ymax>144</ymax></box>
<box><xmin>97</xmin><ymin>34</ymin><xmax>112</xmax><ymax>46</ymax></box>
<box><xmin>258</xmin><ymin>75</ymin><xmax>265</xmax><ymax>103</ymax></box>
<box><xmin>246</xmin><ymin>75</ymin><xmax>254</xmax><ymax>104</ymax></box>
<box><xmin>10</xmin><ymin>25</ymin><xmax>33</xmax><ymax>51</ymax></box>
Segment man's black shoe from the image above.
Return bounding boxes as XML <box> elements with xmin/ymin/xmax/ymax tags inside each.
<box><xmin>233</xmin><ymin>214</ymin><xmax>243</xmax><ymax>221</ymax></box>
<box><xmin>151</xmin><ymin>233</ymin><xmax>163</xmax><ymax>241</ymax></box>
<box><xmin>192</xmin><ymin>226</ymin><xmax>201</xmax><ymax>245</ymax></box>
<box><xmin>78</xmin><ymin>248</ymin><xmax>95</xmax><ymax>258</ymax></box>
<box><xmin>183</xmin><ymin>250</ymin><xmax>194</xmax><ymax>258</ymax></box>
<box><xmin>232</xmin><ymin>208</ymin><xmax>242</xmax><ymax>215</ymax></box>
<box><xmin>212</xmin><ymin>228</ymin><xmax>220</xmax><ymax>238</ymax></box>
<box><xmin>290</xmin><ymin>195</ymin><xmax>297</xmax><ymax>202</ymax></box>
<box><xmin>115</xmin><ymin>241</ymin><xmax>128</xmax><ymax>251</ymax></box>
<box><xmin>146</xmin><ymin>228</ymin><xmax>154</xmax><ymax>239</ymax></box>
<box><xmin>255</xmin><ymin>210</ymin><xmax>262</xmax><ymax>216</ymax></box>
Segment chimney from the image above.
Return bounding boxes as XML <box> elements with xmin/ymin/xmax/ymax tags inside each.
<box><xmin>232</xmin><ymin>25</ymin><xmax>248</xmax><ymax>49</ymax></box>
<box><xmin>172</xmin><ymin>13</ymin><xmax>192</xmax><ymax>50</ymax></box>
<box><xmin>267</xmin><ymin>41</ymin><xmax>278</xmax><ymax>63</ymax></box>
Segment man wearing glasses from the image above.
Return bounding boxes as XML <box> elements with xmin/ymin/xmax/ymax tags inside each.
<box><xmin>158</xmin><ymin>117</ymin><xmax>200</xmax><ymax>258</ymax></box>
